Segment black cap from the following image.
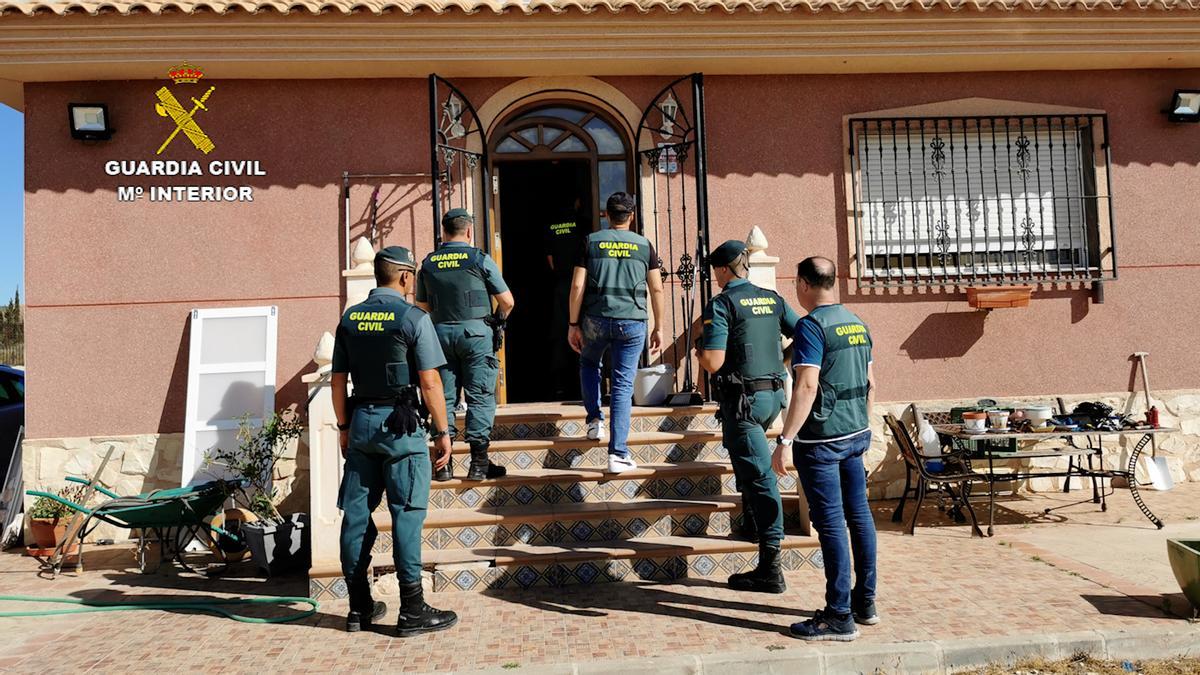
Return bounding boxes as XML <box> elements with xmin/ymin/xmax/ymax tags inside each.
<box><xmin>605</xmin><ymin>192</ymin><xmax>636</xmax><ymax>216</ymax></box>
<box><xmin>708</xmin><ymin>240</ymin><xmax>748</xmax><ymax>268</ymax></box>
<box><xmin>376</xmin><ymin>246</ymin><xmax>416</xmax><ymax>269</ymax></box>
<box><xmin>441</xmin><ymin>208</ymin><xmax>472</xmax><ymax>228</ymax></box>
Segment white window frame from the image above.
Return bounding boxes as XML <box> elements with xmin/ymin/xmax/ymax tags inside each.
<box><xmin>182</xmin><ymin>306</ymin><xmax>278</xmax><ymax>486</ymax></box>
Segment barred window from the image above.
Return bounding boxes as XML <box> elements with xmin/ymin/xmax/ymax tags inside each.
<box><xmin>848</xmin><ymin>115</ymin><xmax>1116</xmax><ymax>287</ymax></box>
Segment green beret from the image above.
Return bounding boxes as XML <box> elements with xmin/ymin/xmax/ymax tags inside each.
<box><xmin>708</xmin><ymin>240</ymin><xmax>747</xmax><ymax>268</ymax></box>
<box><xmin>376</xmin><ymin>245</ymin><xmax>416</xmax><ymax>269</ymax></box>
<box><xmin>442</xmin><ymin>208</ymin><xmax>472</xmax><ymax>227</ymax></box>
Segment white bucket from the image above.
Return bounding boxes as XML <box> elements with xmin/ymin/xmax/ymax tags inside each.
<box><xmin>633</xmin><ymin>364</ymin><xmax>676</xmax><ymax>406</ymax></box>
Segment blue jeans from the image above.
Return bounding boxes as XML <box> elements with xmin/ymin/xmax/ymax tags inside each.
<box><xmin>794</xmin><ymin>431</ymin><xmax>878</xmax><ymax>616</ymax></box>
<box><xmin>579</xmin><ymin>315</ymin><xmax>646</xmax><ymax>458</ymax></box>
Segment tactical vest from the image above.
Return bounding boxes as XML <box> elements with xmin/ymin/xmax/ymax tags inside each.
<box><xmin>582</xmin><ymin>229</ymin><xmax>653</xmax><ymax>321</ymax></box>
<box><xmin>338</xmin><ymin>298</ymin><xmax>419</xmax><ymax>399</ymax></box>
<box><xmin>420</xmin><ymin>245</ymin><xmax>491</xmax><ymax>323</ymax></box>
<box><xmin>717</xmin><ymin>281</ymin><xmax>789</xmax><ymax>381</ymax></box>
<box><xmin>798</xmin><ymin>304</ymin><xmax>873</xmax><ymax>442</ymax></box>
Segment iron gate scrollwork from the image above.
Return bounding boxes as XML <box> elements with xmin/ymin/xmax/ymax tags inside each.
<box><xmin>635</xmin><ymin>73</ymin><xmax>713</xmax><ymax>400</ymax></box>
<box><xmin>429</xmin><ymin>74</ymin><xmax>490</xmax><ymax>251</ymax></box>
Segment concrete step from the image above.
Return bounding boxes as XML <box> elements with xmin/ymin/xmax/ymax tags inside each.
<box><xmin>309</xmin><ymin>533</ymin><xmax>820</xmax><ymax>594</ymax></box>
<box><xmin>469</xmin><ymin>402</ymin><xmax>721</xmax><ymax>439</ymax></box>
<box><xmin>449</xmin><ymin>429</ymin><xmax>726</xmax><ymax>455</ymax></box>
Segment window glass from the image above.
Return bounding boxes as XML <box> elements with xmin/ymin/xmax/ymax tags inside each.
<box><xmin>518</xmin><ymin>107</ymin><xmax>588</xmax><ymax>124</ymax></box>
<box><xmin>584</xmin><ymin>117</ymin><xmax>625</xmax><ymax>155</ymax></box>
<box><xmin>517</xmin><ymin>127</ymin><xmax>539</xmax><ymax>146</ymax></box>
<box><xmin>555</xmin><ymin>136</ymin><xmax>587</xmax><ymax>153</ymax></box>
<box><xmin>598</xmin><ymin>161</ymin><xmax>628</xmax><ymax>230</ymax></box>
<box><xmin>496</xmin><ymin>137</ymin><xmax>528</xmax><ymax>153</ymax></box>
<box><xmin>0</xmin><ymin>381</ymin><xmax>10</xmax><ymax>404</ymax></box>
<box><xmin>10</xmin><ymin>377</ymin><xmax>22</xmax><ymax>400</ymax></box>
<box><xmin>542</xmin><ymin>128</ymin><xmax>563</xmax><ymax>145</ymax></box>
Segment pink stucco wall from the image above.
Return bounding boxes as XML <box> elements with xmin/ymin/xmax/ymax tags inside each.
<box><xmin>23</xmin><ymin>70</ymin><xmax>1200</xmax><ymax>439</ymax></box>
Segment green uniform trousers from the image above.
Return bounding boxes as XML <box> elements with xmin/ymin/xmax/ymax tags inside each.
<box><xmin>721</xmin><ymin>388</ymin><xmax>787</xmax><ymax>545</ymax></box>
<box><xmin>435</xmin><ymin>319</ymin><xmax>499</xmax><ymax>444</ymax></box>
<box><xmin>339</xmin><ymin>404</ymin><xmax>431</xmax><ymax>585</ymax></box>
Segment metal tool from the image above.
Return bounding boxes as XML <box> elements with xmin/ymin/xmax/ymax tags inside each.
<box><xmin>1132</xmin><ymin>351</ymin><xmax>1173</xmax><ymax>491</ymax></box>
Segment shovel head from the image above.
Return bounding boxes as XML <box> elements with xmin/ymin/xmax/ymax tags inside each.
<box><xmin>1143</xmin><ymin>455</ymin><xmax>1175</xmax><ymax>491</ymax></box>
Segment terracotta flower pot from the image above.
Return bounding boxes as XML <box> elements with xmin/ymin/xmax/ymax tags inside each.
<box><xmin>29</xmin><ymin>517</ymin><xmax>66</xmax><ymax>549</ymax></box>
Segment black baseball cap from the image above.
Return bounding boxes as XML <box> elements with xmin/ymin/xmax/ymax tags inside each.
<box><xmin>605</xmin><ymin>192</ymin><xmax>636</xmax><ymax>216</ymax></box>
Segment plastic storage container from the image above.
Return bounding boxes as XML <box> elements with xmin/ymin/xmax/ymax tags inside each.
<box><xmin>633</xmin><ymin>364</ymin><xmax>675</xmax><ymax>406</ymax></box>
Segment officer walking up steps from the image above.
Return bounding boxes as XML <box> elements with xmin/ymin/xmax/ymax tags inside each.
<box><xmin>696</xmin><ymin>240</ymin><xmax>801</xmax><ymax>594</ymax></box>
<box><xmin>568</xmin><ymin>192</ymin><xmax>665</xmax><ymax>474</ymax></box>
<box><xmin>416</xmin><ymin>208</ymin><xmax>516</xmax><ymax>482</ymax></box>
<box><xmin>545</xmin><ymin>196</ymin><xmax>587</xmax><ymax>400</ymax></box>
<box><xmin>331</xmin><ymin>245</ymin><xmax>458</xmax><ymax>637</ymax></box>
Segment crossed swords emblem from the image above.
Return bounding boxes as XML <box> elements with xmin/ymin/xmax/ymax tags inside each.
<box><xmin>154</xmin><ymin>85</ymin><xmax>216</xmax><ymax>155</ymax></box>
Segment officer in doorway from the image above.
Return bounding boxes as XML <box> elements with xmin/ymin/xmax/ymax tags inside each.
<box><xmin>696</xmin><ymin>239</ymin><xmax>801</xmax><ymax>594</ymax></box>
<box><xmin>545</xmin><ymin>196</ymin><xmax>587</xmax><ymax>399</ymax></box>
<box><xmin>332</xmin><ymin>245</ymin><xmax>457</xmax><ymax>637</ymax></box>
<box><xmin>416</xmin><ymin>208</ymin><xmax>516</xmax><ymax>481</ymax></box>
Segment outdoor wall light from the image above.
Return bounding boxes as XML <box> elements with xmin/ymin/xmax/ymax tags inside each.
<box><xmin>1165</xmin><ymin>90</ymin><xmax>1200</xmax><ymax>123</ymax></box>
<box><xmin>68</xmin><ymin>103</ymin><xmax>113</xmax><ymax>140</ymax></box>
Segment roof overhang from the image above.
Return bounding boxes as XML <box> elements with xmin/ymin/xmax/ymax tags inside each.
<box><xmin>3</xmin><ymin>9</ymin><xmax>1200</xmax><ymax>111</ymax></box>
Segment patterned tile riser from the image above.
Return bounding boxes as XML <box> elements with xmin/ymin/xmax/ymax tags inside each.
<box><xmin>376</xmin><ymin>509</ymin><xmax>807</xmax><ymax>553</ymax></box>
<box><xmin>419</xmin><ymin>472</ymin><xmax>798</xmax><ymax>510</ymax></box>
<box><xmin>427</xmin><ymin>547</ymin><xmax>819</xmax><ymax>593</ymax></box>
<box><xmin>485</xmin><ymin>414</ymin><xmax>721</xmax><ymax>441</ymax></box>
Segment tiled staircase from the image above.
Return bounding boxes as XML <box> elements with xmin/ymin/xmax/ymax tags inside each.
<box><xmin>308</xmin><ymin>403</ymin><xmax>818</xmax><ymax>599</ymax></box>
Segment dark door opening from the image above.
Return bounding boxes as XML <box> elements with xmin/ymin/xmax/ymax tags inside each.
<box><xmin>497</xmin><ymin>159</ymin><xmax>592</xmax><ymax>404</ymax></box>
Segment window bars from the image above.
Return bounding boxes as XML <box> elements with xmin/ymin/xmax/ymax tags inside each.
<box><xmin>848</xmin><ymin>114</ymin><xmax>1117</xmax><ymax>287</ymax></box>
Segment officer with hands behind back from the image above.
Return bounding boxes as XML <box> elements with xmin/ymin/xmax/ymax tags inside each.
<box><xmin>416</xmin><ymin>208</ymin><xmax>515</xmax><ymax>482</ymax></box>
<box><xmin>332</xmin><ymin>245</ymin><xmax>458</xmax><ymax>637</ymax></box>
<box><xmin>696</xmin><ymin>240</ymin><xmax>801</xmax><ymax>594</ymax></box>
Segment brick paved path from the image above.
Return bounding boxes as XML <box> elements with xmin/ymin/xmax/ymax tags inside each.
<box><xmin>0</xmin><ymin>483</ymin><xmax>1192</xmax><ymax>673</ymax></box>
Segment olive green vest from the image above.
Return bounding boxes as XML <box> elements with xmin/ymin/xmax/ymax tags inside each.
<box><xmin>798</xmin><ymin>304</ymin><xmax>873</xmax><ymax>442</ymax></box>
<box><xmin>338</xmin><ymin>298</ymin><xmax>419</xmax><ymax>398</ymax></box>
<box><xmin>420</xmin><ymin>244</ymin><xmax>491</xmax><ymax>323</ymax></box>
<box><xmin>582</xmin><ymin>229</ymin><xmax>653</xmax><ymax>321</ymax></box>
<box><xmin>716</xmin><ymin>282</ymin><xmax>789</xmax><ymax>381</ymax></box>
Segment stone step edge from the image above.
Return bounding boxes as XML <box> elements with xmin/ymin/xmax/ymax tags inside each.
<box><xmin>382</xmin><ymin>494</ymin><xmax>801</xmax><ymax>530</ymax></box>
<box><xmin>459</xmin><ymin>403</ymin><xmax>717</xmax><ymax>425</ymax></box>
<box><xmin>430</xmin><ymin>461</ymin><xmax>734</xmax><ymax>490</ymax></box>
<box><xmin>446</xmin><ymin>427</ymin><xmax>782</xmax><ymax>455</ymax></box>
<box><xmin>309</xmin><ymin>532</ymin><xmax>817</xmax><ymax>577</ymax></box>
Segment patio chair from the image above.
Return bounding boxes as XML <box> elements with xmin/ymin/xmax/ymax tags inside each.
<box><xmin>885</xmin><ymin>410</ymin><xmax>985</xmax><ymax>538</ymax></box>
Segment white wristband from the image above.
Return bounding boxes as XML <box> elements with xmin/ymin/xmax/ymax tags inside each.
<box><xmin>777</xmin><ymin>437</ymin><xmax>793</xmax><ymax>447</ymax></box>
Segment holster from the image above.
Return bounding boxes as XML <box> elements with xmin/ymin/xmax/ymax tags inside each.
<box><xmin>713</xmin><ymin>373</ymin><xmax>753</xmax><ymax>424</ymax></box>
<box><xmin>484</xmin><ymin>310</ymin><xmax>507</xmax><ymax>353</ymax></box>
<box><xmin>384</xmin><ymin>386</ymin><xmax>429</xmax><ymax>437</ymax></box>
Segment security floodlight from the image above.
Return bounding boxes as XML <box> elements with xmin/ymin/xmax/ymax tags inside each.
<box><xmin>1166</xmin><ymin>90</ymin><xmax>1200</xmax><ymax>123</ymax></box>
<box><xmin>68</xmin><ymin>103</ymin><xmax>113</xmax><ymax>141</ymax></box>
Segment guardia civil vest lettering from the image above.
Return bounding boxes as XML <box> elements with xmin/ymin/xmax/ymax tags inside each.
<box><xmin>582</xmin><ymin>229</ymin><xmax>654</xmax><ymax>321</ymax></box>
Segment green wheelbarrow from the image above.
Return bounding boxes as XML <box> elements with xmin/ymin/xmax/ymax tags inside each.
<box><xmin>26</xmin><ymin>448</ymin><xmax>245</xmax><ymax>577</ymax></box>
<box><xmin>1167</xmin><ymin>539</ymin><xmax>1200</xmax><ymax>620</ymax></box>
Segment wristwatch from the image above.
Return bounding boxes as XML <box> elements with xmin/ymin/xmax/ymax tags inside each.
<box><xmin>429</xmin><ymin>429</ymin><xmax>449</xmax><ymax>441</ymax></box>
<box><xmin>777</xmin><ymin>436</ymin><xmax>794</xmax><ymax>447</ymax></box>
<box><xmin>337</xmin><ymin>423</ymin><xmax>350</xmax><ymax>431</ymax></box>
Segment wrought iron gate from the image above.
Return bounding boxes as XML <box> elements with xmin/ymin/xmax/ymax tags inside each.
<box><xmin>635</xmin><ymin>73</ymin><xmax>713</xmax><ymax>399</ymax></box>
<box><xmin>429</xmin><ymin>75</ymin><xmax>490</xmax><ymax>251</ymax></box>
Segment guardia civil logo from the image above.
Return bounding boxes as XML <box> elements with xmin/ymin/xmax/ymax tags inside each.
<box><xmin>154</xmin><ymin>62</ymin><xmax>216</xmax><ymax>155</ymax></box>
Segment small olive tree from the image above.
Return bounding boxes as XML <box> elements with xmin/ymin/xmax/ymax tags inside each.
<box><xmin>208</xmin><ymin>411</ymin><xmax>303</xmax><ymax>522</ymax></box>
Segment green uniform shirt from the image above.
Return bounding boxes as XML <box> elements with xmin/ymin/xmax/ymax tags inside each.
<box><xmin>332</xmin><ymin>287</ymin><xmax>447</xmax><ymax>399</ymax></box>
<box><xmin>791</xmin><ymin>303</ymin><xmax>873</xmax><ymax>443</ymax></box>
<box><xmin>577</xmin><ymin>229</ymin><xmax>661</xmax><ymax>321</ymax></box>
<box><xmin>701</xmin><ymin>279</ymin><xmax>801</xmax><ymax>381</ymax></box>
<box><xmin>415</xmin><ymin>242</ymin><xmax>508</xmax><ymax>324</ymax></box>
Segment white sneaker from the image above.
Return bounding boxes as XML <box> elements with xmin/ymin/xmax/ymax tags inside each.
<box><xmin>608</xmin><ymin>455</ymin><xmax>638</xmax><ymax>474</ymax></box>
<box><xmin>455</xmin><ymin>400</ymin><xmax>468</xmax><ymax>414</ymax></box>
<box><xmin>587</xmin><ymin>420</ymin><xmax>607</xmax><ymax>442</ymax></box>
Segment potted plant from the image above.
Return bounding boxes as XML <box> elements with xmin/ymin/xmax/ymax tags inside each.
<box><xmin>209</xmin><ymin>411</ymin><xmax>308</xmax><ymax>576</ymax></box>
<box><xmin>27</xmin><ymin>483</ymin><xmax>88</xmax><ymax>551</ymax></box>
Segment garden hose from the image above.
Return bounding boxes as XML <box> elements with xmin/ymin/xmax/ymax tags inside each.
<box><xmin>0</xmin><ymin>594</ymin><xmax>318</xmax><ymax>624</ymax></box>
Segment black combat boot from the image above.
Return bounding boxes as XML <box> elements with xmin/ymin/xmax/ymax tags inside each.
<box><xmin>728</xmin><ymin>542</ymin><xmax>787</xmax><ymax>594</ymax></box>
<box><xmin>434</xmin><ymin>457</ymin><xmax>454</xmax><ymax>482</ymax></box>
<box><xmin>736</xmin><ymin>495</ymin><xmax>759</xmax><ymax>543</ymax></box>
<box><xmin>466</xmin><ymin>441</ymin><xmax>507</xmax><ymax>481</ymax></box>
<box><xmin>345</xmin><ymin>577</ymin><xmax>387</xmax><ymax>632</ymax></box>
<box><xmin>396</xmin><ymin>582</ymin><xmax>458</xmax><ymax>637</ymax></box>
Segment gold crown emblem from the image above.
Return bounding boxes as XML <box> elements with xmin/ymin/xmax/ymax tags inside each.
<box><xmin>167</xmin><ymin>62</ymin><xmax>204</xmax><ymax>85</ymax></box>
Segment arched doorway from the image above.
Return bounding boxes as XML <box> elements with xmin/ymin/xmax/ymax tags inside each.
<box><xmin>490</xmin><ymin>101</ymin><xmax>635</xmax><ymax>403</ymax></box>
